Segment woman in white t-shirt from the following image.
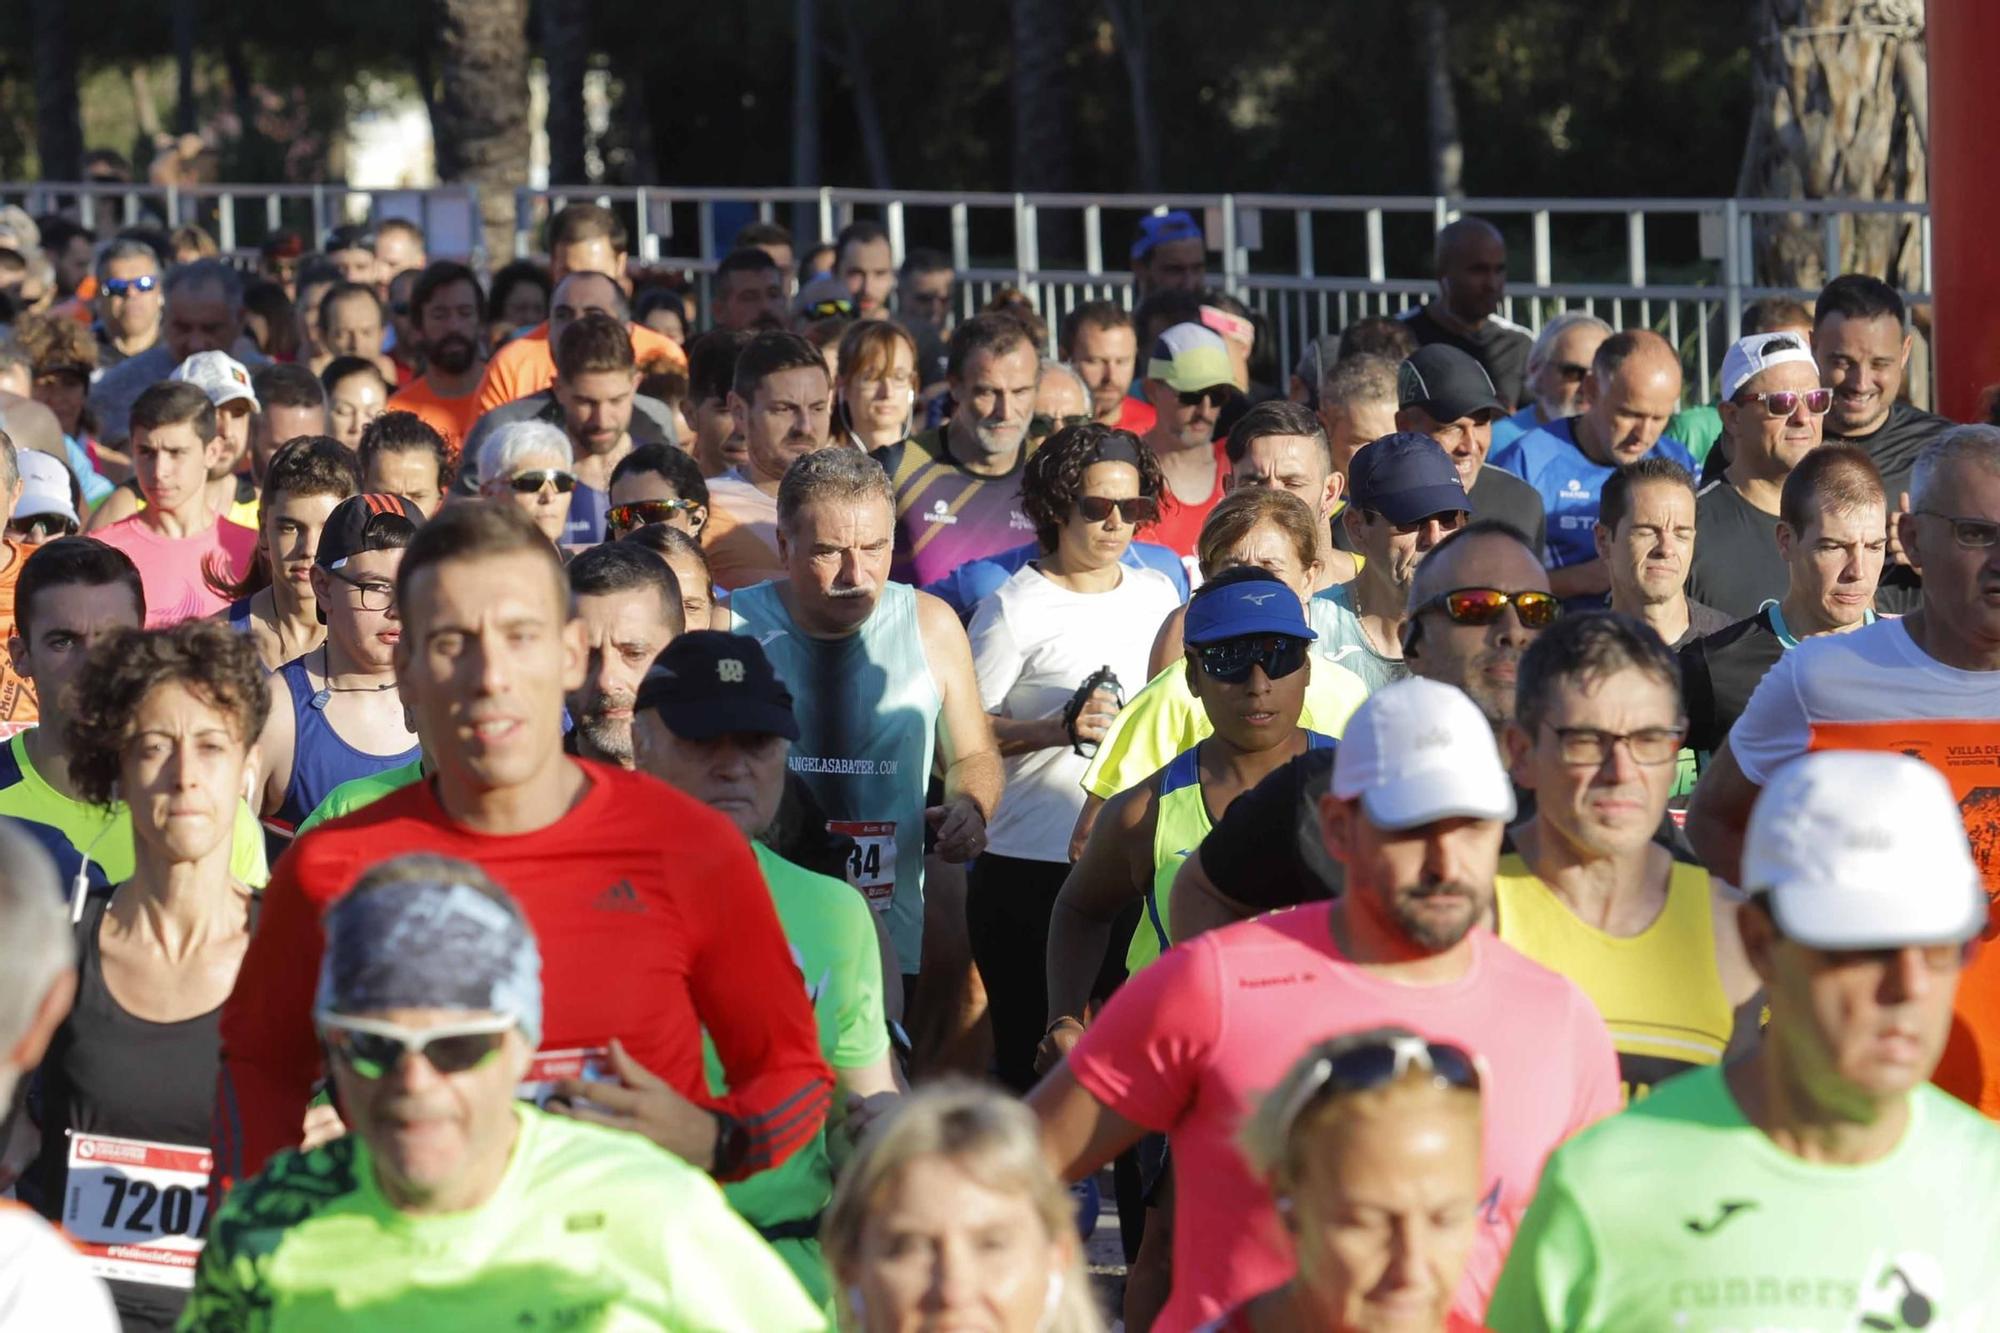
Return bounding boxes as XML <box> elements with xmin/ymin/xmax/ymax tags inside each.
<box><xmin>966</xmin><ymin>424</ymin><xmax>1182</xmax><ymax>1092</ymax></box>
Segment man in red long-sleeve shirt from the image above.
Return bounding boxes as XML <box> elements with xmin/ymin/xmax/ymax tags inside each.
<box><xmin>216</xmin><ymin>499</ymin><xmax>830</xmax><ymax>1185</ymax></box>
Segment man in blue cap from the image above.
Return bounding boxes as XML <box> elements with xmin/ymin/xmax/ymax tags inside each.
<box><xmin>1315</xmin><ymin>431</ymin><xmax>1470</xmax><ymax>690</ymax></box>
<box><xmin>1130</xmin><ymin>210</ymin><xmax>1207</xmax><ymax>298</ymax></box>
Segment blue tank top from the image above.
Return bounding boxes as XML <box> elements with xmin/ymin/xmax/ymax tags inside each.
<box><xmin>225</xmin><ymin>597</ymin><xmax>254</xmax><ymax>635</ymax></box>
<box><xmin>272</xmin><ymin>658</ymin><xmax>422</xmax><ymax>830</ymax></box>
<box><xmin>730</xmin><ymin>580</ymin><xmax>941</xmax><ymax>969</ymax></box>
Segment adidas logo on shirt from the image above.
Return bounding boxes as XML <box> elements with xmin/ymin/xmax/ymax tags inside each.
<box><xmin>591</xmin><ymin>880</ymin><xmax>646</xmax><ymax>914</ymax></box>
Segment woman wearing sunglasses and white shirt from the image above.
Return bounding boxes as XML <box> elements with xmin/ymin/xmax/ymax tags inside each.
<box><xmin>20</xmin><ymin>621</ymin><xmax>269</xmax><ymax>1333</ymax></box>
<box><xmin>478</xmin><ymin>419</ymin><xmax>578</xmax><ymax>548</ymax></box>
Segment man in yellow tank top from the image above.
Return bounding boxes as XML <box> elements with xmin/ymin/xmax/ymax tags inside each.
<box><xmin>1499</xmin><ymin>611</ymin><xmax>1760</xmax><ymax>1102</ymax></box>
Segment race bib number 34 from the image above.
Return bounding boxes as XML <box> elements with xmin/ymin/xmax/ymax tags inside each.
<box><xmin>829</xmin><ymin>820</ymin><xmax>898</xmax><ymax>910</ymax></box>
<box><xmin>64</xmin><ymin>1133</ymin><xmax>212</xmax><ymax>1289</ymax></box>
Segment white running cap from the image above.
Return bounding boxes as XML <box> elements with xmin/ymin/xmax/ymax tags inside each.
<box><xmin>1330</xmin><ymin>678</ymin><xmax>1516</xmax><ymax>832</ymax></box>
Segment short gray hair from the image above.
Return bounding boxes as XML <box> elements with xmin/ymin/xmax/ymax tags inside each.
<box><xmin>1041</xmin><ymin>358</ymin><xmax>1088</xmax><ymax>402</ymax></box>
<box><xmin>777</xmin><ymin>446</ymin><xmax>892</xmax><ymax>531</ymax></box>
<box><xmin>94</xmin><ymin>237</ymin><xmax>161</xmax><ymax>283</ymax></box>
<box><xmin>478</xmin><ymin>419</ymin><xmax>572</xmax><ymax>491</ymax></box>
<box><xmin>0</xmin><ymin>822</ymin><xmax>71</xmax><ymax>1103</ymax></box>
<box><xmin>1320</xmin><ymin>351</ymin><xmax>1399</xmax><ymax>409</ymax></box>
<box><xmin>1911</xmin><ymin>424</ymin><xmax>2000</xmax><ymax>512</ymax></box>
<box><xmin>164</xmin><ymin>257</ymin><xmax>244</xmax><ymax>310</ymax></box>
<box><xmin>1528</xmin><ymin>310</ymin><xmax>1613</xmax><ymax>370</ymax></box>
<box><xmin>0</xmin><ymin>429</ymin><xmax>18</xmax><ymax>493</ymax></box>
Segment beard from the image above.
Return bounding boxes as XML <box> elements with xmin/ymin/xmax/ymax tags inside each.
<box><xmin>1390</xmin><ymin>879</ymin><xmax>1484</xmax><ymax>951</ymax></box>
<box><xmin>576</xmin><ymin>690</ymin><xmax>636</xmax><ymax>763</ymax></box>
<box><xmin>428</xmin><ymin>333</ymin><xmax>479</xmax><ymax>375</ymax></box>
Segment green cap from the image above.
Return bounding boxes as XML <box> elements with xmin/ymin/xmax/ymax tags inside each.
<box><xmin>1146</xmin><ymin>322</ymin><xmax>1237</xmax><ymax>394</ymax></box>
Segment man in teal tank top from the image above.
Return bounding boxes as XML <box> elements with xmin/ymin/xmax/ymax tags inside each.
<box><xmin>728</xmin><ymin>447</ymin><xmax>1002</xmax><ymax>987</ymax></box>
<box><xmin>1491</xmin><ymin>751</ymin><xmax>2000</xmax><ymax>1332</ymax></box>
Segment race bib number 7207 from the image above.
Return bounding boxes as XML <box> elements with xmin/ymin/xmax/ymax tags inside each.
<box><xmin>63</xmin><ymin>1133</ymin><xmax>212</xmax><ymax>1288</ymax></box>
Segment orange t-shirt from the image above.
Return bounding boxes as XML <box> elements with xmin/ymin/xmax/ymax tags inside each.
<box><xmin>474</xmin><ymin>320</ymin><xmax>688</xmax><ymax>416</ymax></box>
<box><xmin>0</xmin><ymin>541</ymin><xmax>37</xmax><ymax>737</ymax></box>
<box><xmin>388</xmin><ymin>376</ymin><xmax>484</xmax><ymax>461</ymax></box>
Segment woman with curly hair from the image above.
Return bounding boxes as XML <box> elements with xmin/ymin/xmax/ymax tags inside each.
<box><xmin>22</xmin><ymin>619</ymin><xmax>269</xmax><ymax>1333</ymax></box>
<box><xmin>208</xmin><ymin>435</ymin><xmax>360</xmax><ymax>669</ymax></box>
<box><xmin>964</xmin><ymin>422</ymin><xmax>1182</xmax><ymax>1091</ymax></box>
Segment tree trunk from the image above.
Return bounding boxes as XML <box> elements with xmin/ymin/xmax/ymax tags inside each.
<box><xmin>28</xmin><ymin>0</ymin><xmax>82</xmax><ymax>182</ymax></box>
<box><xmin>172</xmin><ymin>0</ymin><xmax>198</xmax><ymax>137</ymax></box>
<box><xmin>1103</xmin><ymin>0</ymin><xmax>1160</xmax><ymax>193</ymax></box>
<box><xmin>1740</xmin><ymin>0</ymin><xmax>1927</xmax><ymax>294</ymax></box>
<box><xmin>433</xmin><ymin>0</ymin><xmax>532</xmax><ymax>266</ymax></box>
<box><xmin>1012</xmin><ymin>0</ymin><xmax>1071</xmax><ymax>193</ymax></box>
<box><xmin>834</xmin><ymin>0</ymin><xmax>893</xmax><ymax>190</ymax></box>
<box><xmin>1420</xmin><ymin>0</ymin><xmax>1463</xmax><ymax>198</ymax></box>
<box><xmin>541</xmin><ymin>0</ymin><xmax>589</xmax><ymax>186</ymax></box>
<box><xmin>792</xmin><ymin>0</ymin><xmax>820</xmax><ymax>240</ymax></box>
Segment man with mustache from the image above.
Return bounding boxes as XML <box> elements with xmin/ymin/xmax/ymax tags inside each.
<box><xmin>564</xmin><ymin>541</ymin><xmax>683</xmax><ymax>768</ymax></box>
<box><xmin>1493</xmin><ymin>751</ymin><xmax>2000</xmax><ymax>1332</ymax></box>
<box><xmin>1030</xmin><ymin>677</ymin><xmax>1619</xmax><ymax>1330</ymax></box>
<box><xmin>387</xmin><ymin>261</ymin><xmax>488</xmax><ymax>461</ymax></box>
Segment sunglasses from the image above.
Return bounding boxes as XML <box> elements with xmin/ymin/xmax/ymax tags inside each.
<box><xmin>1914</xmin><ymin>510</ymin><xmax>2000</xmax><ymax>550</ymax></box>
<box><xmin>799</xmin><ymin>297</ymin><xmax>856</xmax><ymax>319</ymax></box>
<box><xmin>1177</xmin><ymin>386</ymin><xmax>1233</xmax><ymax>410</ymax></box>
<box><xmin>1417</xmin><ymin>587</ymin><xmax>1561</xmax><ymax>629</ymax></box>
<box><xmin>1277</xmin><ymin>1036</ymin><xmax>1482</xmax><ymax>1134</ymax></box>
<box><xmin>1541</xmin><ymin>723</ymin><xmax>1687</xmax><ymax>767</ymax></box>
<box><xmin>101</xmin><ymin>275</ymin><xmax>159</xmax><ymax>298</ymax></box>
<box><xmin>1031</xmin><ymin>412</ymin><xmax>1094</xmax><ymax>438</ymax></box>
<box><xmin>608</xmin><ymin>498</ymin><xmax>700</xmax><ymax>531</ymax></box>
<box><xmin>1195</xmin><ymin>633</ymin><xmax>1309</xmax><ymax>684</ymax></box>
<box><xmin>507</xmin><ymin>468</ymin><xmax>576</xmax><ymax>495</ymax></box>
<box><xmin>7</xmin><ymin>514</ymin><xmax>78</xmax><ymax>543</ymax></box>
<box><xmin>1551</xmin><ymin>361</ymin><xmax>1591</xmax><ymax>384</ymax></box>
<box><xmin>1075</xmin><ymin>494</ymin><xmax>1160</xmax><ymax>525</ymax></box>
<box><xmin>317</xmin><ymin>1012</ymin><xmax>515</xmax><ymax>1080</ymax></box>
<box><xmin>1739</xmin><ymin>387</ymin><xmax>1833</xmax><ymax>418</ymax></box>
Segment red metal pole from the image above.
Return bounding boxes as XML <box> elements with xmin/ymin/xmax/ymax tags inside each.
<box><xmin>1927</xmin><ymin>0</ymin><xmax>2000</xmax><ymax>422</ymax></box>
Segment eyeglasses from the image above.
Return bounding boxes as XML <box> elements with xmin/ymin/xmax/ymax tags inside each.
<box><xmin>507</xmin><ymin>468</ymin><xmax>577</xmax><ymax>495</ymax></box>
<box><xmin>1075</xmin><ymin>494</ymin><xmax>1161</xmax><ymax>525</ymax></box>
<box><xmin>1194</xmin><ymin>633</ymin><xmax>1310</xmax><ymax>684</ymax></box>
<box><xmin>1550</xmin><ymin>361</ymin><xmax>1591</xmax><ymax>384</ymax></box>
<box><xmin>1541</xmin><ymin>723</ymin><xmax>1686</xmax><ymax>767</ymax></box>
<box><xmin>1276</xmin><ymin>1036</ymin><xmax>1482</xmax><ymax>1135</ymax></box>
<box><xmin>1914</xmin><ymin>511</ymin><xmax>2000</xmax><ymax>549</ymax></box>
<box><xmin>1177</xmin><ymin>386</ymin><xmax>1233</xmax><ymax>410</ymax></box>
<box><xmin>1738</xmin><ymin>387</ymin><xmax>1833</xmax><ymax>418</ymax></box>
<box><xmin>1417</xmin><ymin>587</ymin><xmax>1562</xmax><ymax>629</ymax></box>
<box><xmin>608</xmin><ymin>498</ymin><xmax>700</xmax><ymax>532</ymax></box>
<box><xmin>100</xmin><ymin>275</ymin><xmax>158</xmax><ymax>298</ymax></box>
<box><xmin>1031</xmin><ymin>412</ymin><xmax>1094</xmax><ymax>438</ymax></box>
<box><xmin>7</xmin><ymin>514</ymin><xmax>78</xmax><ymax>543</ymax></box>
<box><xmin>326</xmin><ymin>566</ymin><xmax>396</xmax><ymax>611</ymax></box>
<box><xmin>317</xmin><ymin>1012</ymin><xmax>515</xmax><ymax>1080</ymax></box>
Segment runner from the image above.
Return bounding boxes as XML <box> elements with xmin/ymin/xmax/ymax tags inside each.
<box><xmin>23</xmin><ymin>621</ymin><xmax>267</xmax><ymax>1332</ymax></box>
<box><xmin>1593</xmin><ymin>459</ymin><xmax>1729</xmax><ymax>648</ymax></box>
<box><xmin>606</xmin><ymin>442</ymin><xmax>708</xmax><ymax>539</ymax></box>
<box><xmin>633</xmin><ymin>631</ymin><xmax>902</xmax><ymax>1304</ymax></box>
<box><xmin>728</xmin><ymin>446</ymin><xmax>1002</xmax><ymax>988</ymax></box>
<box><xmin>549</xmin><ymin>312</ymin><xmax>640</xmax><ymax>544</ymax></box>
<box><xmin>706</xmin><ymin>330</ymin><xmax>836</xmax><ymax>589</ymax></box>
<box><xmin>476</xmin><ymin>420</ymin><xmax>575</xmax><ymax>547</ymax></box>
<box><xmin>190</xmin><ymin>856</ymin><xmax>827</xmax><ymax>1330</ymax></box>
<box><xmin>1137</xmin><ymin>323</ymin><xmax>1238</xmax><ymax>569</ymax></box>
<box><xmin>356</xmin><ymin>410</ymin><xmax>451</xmax><ymax>519</ymax></box>
<box><xmin>1030</xmin><ymin>678</ymin><xmax>1618</xmax><ymax>1330</ymax></box>
<box><xmin>823</xmin><ymin>1083</ymin><xmax>1106</xmax><ymax>1333</ymax></box>
<box><xmin>385</xmin><ymin>261</ymin><xmax>487</xmax><ymax>459</ymax></box>
<box><xmin>1688</xmin><ymin>425</ymin><xmax>2000</xmax><ymax>1116</ymax></box>
<box><xmin>1062</xmin><ymin>300</ymin><xmax>1157</xmax><ymax>434</ymax></box>
<box><xmin>1498</xmin><ymin>612</ymin><xmax>1759</xmax><ymax>1100</ymax></box>
<box><xmin>246</xmin><ymin>363</ymin><xmax>328</xmax><ymax>484</ymax></box>
<box><xmin>1204</xmin><ymin>1031</ymin><xmax>1492</xmax><ymax>1333</ymax></box>
<box><xmin>88</xmin><ymin>260</ymin><xmax>256</xmax><ymax>448</ymax></box>
<box><xmin>1396</xmin><ymin>344</ymin><xmax>1548</xmax><ymax>552</ymax></box>
<box><xmin>1223</xmin><ymin>400</ymin><xmax>1352</xmax><ymax>587</ymax></box>
<box><xmin>88</xmin><ymin>352</ymin><xmax>263</xmax><ymax>533</ymax></box>
<box><xmin>1399</xmin><ymin>217</ymin><xmax>1532</xmax><ymax>409</ymax></box>
<box><xmin>0</xmin><ymin>824</ymin><xmax>119</xmax><ymax>1332</ymax></box>
<box><xmin>216</xmin><ymin>500</ymin><xmax>831</xmax><ymax>1183</ymax></box>
<box><xmin>685</xmin><ymin>329</ymin><xmax>753</xmax><ymax>477</ymax></box>
<box><xmin>965</xmin><ymin>424</ymin><xmax>1180</xmax><ymax>1091</ymax></box>
<box><xmin>255</xmin><ymin>493</ymin><xmax>424</xmax><ymax>836</ymax></box>
<box><xmin>1491</xmin><ymin>752</ymin><xmax>2000</xmax><ymax>1330</ymax></box>
<box><xmin>0</xmin><ymin>432</ymin><xmax>39</xmax><ymax>736</ymax></box>
<box><xmin>214</xmin><ymin>435</ymin><xmax>360</xmax><ymax>670</ymax></box>
<box><xmin>564</xmin><ymin>542</ymin><xmax>682</xmax><ymax>769</ymax></box>
<box><xmin>833</xmin><ymin>320</ymin><xmax>920</xmax><ymax>451</ymax></box>
<box><xmin>623</xmin><ymin>521</ymin><xmax>719</xmax><ymax>631</ymax></box>
<box><xmin>90</xmin><ymin>383</ymin><xmax>257</xmax><ymax>627</ymax></box>
<box><xmin>322</xmin><ymin>355</ymin><xmax>389</xmax><ymax>452</ymax></box>
<box><xmin>0</xmin><ymin>539</ymin><xmax>268</xmax><ymax>890</ymax></box>
<box><xmin>1490</xmin><ymin>311</ymin><xmax>1611</xmax><ymax>453</ymax></box>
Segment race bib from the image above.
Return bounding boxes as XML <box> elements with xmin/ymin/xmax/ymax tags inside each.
<box><xmin>63</xmin><ymin>1133</ymin><xmax>212</xmax><ymax>1289</ymax></box>
<box><xmin>516</xmin><ymin>1046</ymin><xmax>611</xmax><ymax>1109</ymax></box>
<box><xmin>829</xmin><ymin>820</ymin><xmax>898</xmax><ymax>910</ymax></box>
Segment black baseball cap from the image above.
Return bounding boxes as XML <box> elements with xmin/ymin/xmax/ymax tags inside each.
<box><xmin>1397</xmin><ymin>344</ymin><xmax>1506</xmax><ymax>422</ymax></box>
<box><xmin>1348</xmin><ymin>432</ymin><xmax>1470</xmax><ymax>525</ymax></box>
<box><xmin>315</xmin><ymin>493</ymin><xmax>426</xmax><ymax>570</ymax></box>
<box><xmin>637</xmin><ymin>631</ymin><xmax>801</xmax><ymax>742</ymax></box>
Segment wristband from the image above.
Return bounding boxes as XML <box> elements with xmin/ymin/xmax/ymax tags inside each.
<box><xmin>1044</xmin><ymin>1015</ymin><xmax>1084</xmax><ymax>1040</ymax></box>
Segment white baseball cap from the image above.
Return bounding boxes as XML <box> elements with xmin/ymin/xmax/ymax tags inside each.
<box><xmin>1744</xmin><ymin>751</ymin><xmax>1987</xmax><ymax>950</ymax></box>
<box><xmin>12</xmin><ymin>450</ymin><xmax>78</xmax><ymax>527</ymax></box>
<box><xmin>1330</xmin><ymin>678</ymin><xmax>1516</xmax><ymax>831</ymax></box>
<box><xmin>1719</xmin><ymin>331</ymin><xmax>1817</xmax><ymax>402</ymax></box>
<box><xmin>170</xmin><ymin>350</ymin><xmax>260</xmax><ymax>412</ymax></box>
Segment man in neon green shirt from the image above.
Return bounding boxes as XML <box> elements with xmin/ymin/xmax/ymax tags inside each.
<box><xmin>633</xmin><ymin>630</ymin><xmax>903</xmax><ymax>1305</ymax></box>
<box><xmin>182</xmin><ymin>853</ymin><xmax>825</xmax><ymax>1331</ymax></box>
<box><xmin>0</xmin><ymin>537</ymin><xmax>267</xmax><ymax>889</ymax></box>
<box><xmin>1489</xmin><ymin>751</ymin><xmax>2000</xmax><ymax>1331</ymax></box>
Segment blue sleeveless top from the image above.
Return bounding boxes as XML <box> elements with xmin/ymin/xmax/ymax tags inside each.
<box><xmin>225</xmin><ymin>597</ymin><xmax>254</xmax><ymax>635</ymax></box>
<box><xmin>729</xmin><ymin>580</ymin><xmax>941</xmax><ymax>969</ymax></box>
<box><xmin>271</xmin><ymin>658</ymin><xmax>422</xmax><ymax>830</ymax></box>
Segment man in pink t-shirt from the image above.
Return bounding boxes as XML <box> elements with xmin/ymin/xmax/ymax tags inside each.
<box><xmin>92</xmin><ymin>381</ymin><xmax>256</xmax><ymax>626</ymax></box>
<box><xmin>1030</xmin><ymin>678</ymin><xmax>1620</xmax><ymax>1332</ymax></box>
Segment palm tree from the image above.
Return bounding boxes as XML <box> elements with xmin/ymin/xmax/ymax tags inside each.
<box><xmin>434</xmin><ymin>0</ymin><xmax>533</xmax><ymax>264</ymax></box>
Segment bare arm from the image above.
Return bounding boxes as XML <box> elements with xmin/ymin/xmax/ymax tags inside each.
<box><xmin>1548</xmin><ymin>557</ymin><xmax>1611</xmax><ymax>600</ymax></box>
<box><xmin>255</xmin><ymin>671</ymin><xmax>297</xmax><ymax>820</ymax></box>
<box><xmin>1166</xmin><ymin>850</ymin><xmax>1259</xmax><ymax>942</ymax></box>
<box><xmin>85</xmin><ymin>484</ymin><xmax>140</xmax><ymax>532</ymax></box>
<box><xmin>1147</xmin><ymin>604</ymin><xmax>1187</xmax><ymax>680</ymax></box>
<box><xmin>1685</xmin><ymin>735</ymin><xmax>1760</xmax><ymax>887</ymax></box>
<box><xmin>1028</xmin><ymin>1061</ymin><xmax>1147</xmax><ymax>1183</ymax></box>
<box><xmin>1045</xmin><ymin>785</ymin><xmax>1154</xmax><ymax>1033</ymax></box>
<box><xmin>1067</xmin><ymin>793</ymin><xmax>1105</xmax><ymax>863</ymax></box>
<box><xmin>990</xmin><ymin>713</ymin><xmax>1069</xmax><ymax>758</ymax></box>
<box><xmin>918</xmin><ymin>591</ymin><xmax>1004</xmax><ymax>861</ymax></box>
